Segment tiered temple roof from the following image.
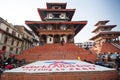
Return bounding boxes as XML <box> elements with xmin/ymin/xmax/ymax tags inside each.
<box><xmin>90</xmin><ymin>20</ymin><xmax>120</xmax><ymax>53</ymax></box>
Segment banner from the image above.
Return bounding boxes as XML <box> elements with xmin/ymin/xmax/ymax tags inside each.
<box><xmin>5</xmin><ymin>60</ymin><xmax>114</xmax><ymax>73</ymax></box>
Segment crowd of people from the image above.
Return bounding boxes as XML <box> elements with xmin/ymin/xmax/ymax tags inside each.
<box><xmin>96</xmin><ymin>52</ymin><xmax>120</xmax><ymax>70</ymax></box>
<box><xmin>0</xmin><ymin>53</ymin><xmax>25</xmax><ymax>75</ymax></box>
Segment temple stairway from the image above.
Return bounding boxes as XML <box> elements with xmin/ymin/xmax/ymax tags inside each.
<box><xmin>101</xmin><ymin>42</ymin><xmax>120</xmax><ymax>53</ymax></box>
<box><xmin>15</xmin><ymin>43</ymin><xmax>97</xmax><ymax>63</ymax></box>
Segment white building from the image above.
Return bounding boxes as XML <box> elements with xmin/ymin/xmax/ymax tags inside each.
<box><xmin>75</xmin><ymin>41</ymin><xmax>94</xmax><ymax>49</ymax></box>
<box><xmin>0</xmin><ymin>17</ymin><xmax>37</xmax><ymax>57</ymax></box>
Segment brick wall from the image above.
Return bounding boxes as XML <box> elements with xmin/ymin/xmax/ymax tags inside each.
<box><xmin>1</xmin><ymin>70</ymin><xmax>118</xmax><ymax>80</ymax></box>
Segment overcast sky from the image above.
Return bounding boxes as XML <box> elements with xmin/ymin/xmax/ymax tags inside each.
<box><xmin>0</xmin><ymin>0</ymin><xmax>120</xmax><ymax>43</ymax></box>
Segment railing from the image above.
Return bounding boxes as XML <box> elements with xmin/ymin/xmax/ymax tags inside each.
<box><xmin>111</xmin><ymin>43</ymin><xmax>120</xmax><ymax>49</ymax></box>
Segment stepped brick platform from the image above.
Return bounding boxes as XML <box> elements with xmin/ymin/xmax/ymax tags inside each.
<box><xmin>101</xmin><ymin>42</ymin><xmax>120</xmax><ymax>53</ymax></box>
<box><xmin>15</xmin><ymin>43</ymin><xmax>97</xmax><ymax>63</ymax></box>
<box><xmin>90</xmin><ymin>42</ymin><xmax>120</xmax><ymax>53</ymax></box>
<box><xmin>1</xmin><ymin>60</ymin><xmax>119</xmax><ymax>80</ymax></box>
<box><xmin>10</xmin><ymin>44</ymin><xmax>119</xmax><ymax>80</ymax></box>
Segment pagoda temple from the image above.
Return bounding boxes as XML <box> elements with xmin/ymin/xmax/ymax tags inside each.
<box><xmin>12</xmin><ymin>2</ymin><xmax>98</xmax><ymax>62</ymax></box>
<box><xmin>25</xmin><ymin>2</ymin><xmax>87</xmax><ymax>44</ymax></box>
<box><xmin>90</xmin><ymin>20</ymin><xmax>120</xmax><ymax>53</ymax></box>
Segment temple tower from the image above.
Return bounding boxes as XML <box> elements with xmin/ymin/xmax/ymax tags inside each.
<box><xmin>25</xmin><ymin>2</ymin><xmax>87</xmax><ymax>44</ymax></box>
<box><xmin>90</xmin><ymin>20</ymin><xmax>120</xmax><ymax>53</ymax></box>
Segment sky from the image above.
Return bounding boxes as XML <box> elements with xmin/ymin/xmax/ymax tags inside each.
<box><xmin>0</xmin><ymin>0</ymin><xmax>120</xmax><ymax>43</ymax></box>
